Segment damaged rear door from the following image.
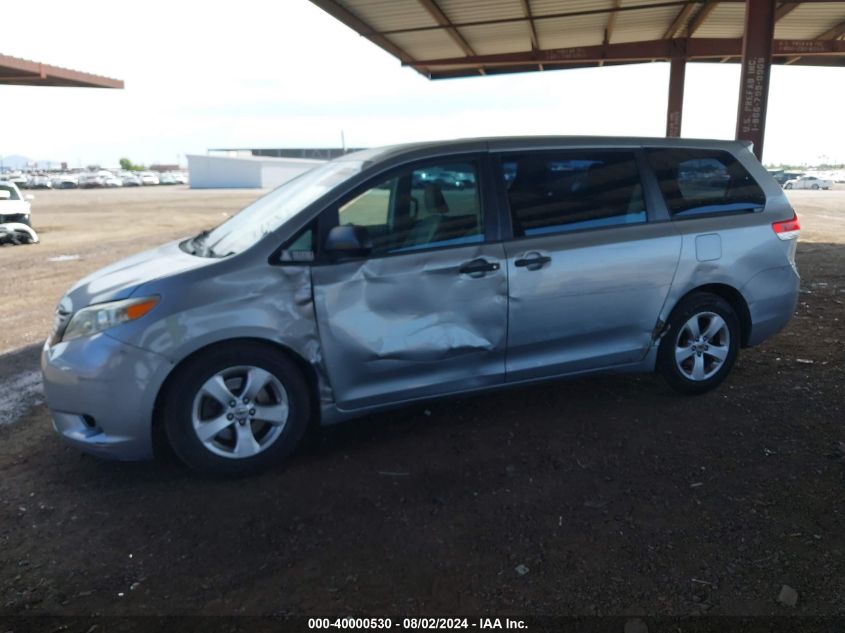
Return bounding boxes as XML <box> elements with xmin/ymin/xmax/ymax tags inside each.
<box><xmin>312</xmin><ymin>155</ymin><xmax>508</xmax><ymax>410</ymax></box>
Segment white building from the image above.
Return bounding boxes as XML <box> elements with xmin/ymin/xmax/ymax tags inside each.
<box><xmin>186</xmin><ymin>153</ymin><xmax>325</xmax><ymax>189</ymax></box>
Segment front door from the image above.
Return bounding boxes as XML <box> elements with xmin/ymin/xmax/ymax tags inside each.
<box><xmin>497</xmin><ymin>149</ymin><xmax>682</xmax><ymax>381</ymax></box>
<box><xmin>312</xmin><ymin>157</ymin><xmax>508</xmax><ymax>410</ymax></box>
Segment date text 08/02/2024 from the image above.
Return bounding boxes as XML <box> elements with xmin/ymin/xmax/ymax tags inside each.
<box><xmin>307</xmin><ymin>618</ymin><xmax>528</xmax><ymax>630</ymax></box>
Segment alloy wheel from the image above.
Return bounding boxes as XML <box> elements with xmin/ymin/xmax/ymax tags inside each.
<box><xmin>191</xmin><ymin>365</ymin><xmax>289</xmax><ymax>459</ymax></box>
<box><xmin>674</xmin><ymin>312</ymin><xmax>731</xmax><ymax>381</ymax></box>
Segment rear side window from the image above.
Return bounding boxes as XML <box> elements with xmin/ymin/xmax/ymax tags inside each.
<box><xmin>501</xmin><ymin>151</ymin><xmax>646</xmax><ymax>238</ymax></box>
<box><xmin>646</xmin><ymin>148</ymin><xmax>765</xmax><ymax>217</ymax></box>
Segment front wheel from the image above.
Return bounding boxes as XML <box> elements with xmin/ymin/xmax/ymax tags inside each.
<box><xmin>162</xmin><ymin>342</ymin><xmax>311</xmax><ymax>476</ymax></box>
<box><xmin>784</xmin><ymin>183</ymin><xmax>792</xmax><ymax>189</ymax></box>
<box><xmin>657</xmin><ymin>293</ymin><xmax>740</xmax><ymax>395</ymax></box>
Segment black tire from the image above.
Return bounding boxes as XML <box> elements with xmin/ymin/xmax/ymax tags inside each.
<box><xmin>162</xmin><ymin>341</ymin><xmax>311</xmax><ymax>476</ymax></box>
<box><xmin>657</xmin><ymin>292</ymin><xmax>740</xmax><ymax>395</ymax></box>
<box><xmin>811</xmin><ymin>184</ymin><xmax>819</xmax><ymax>190</ymax></box>
<box><xmin>784</xmin><ymin>183</ymin><xmax>792</xmax><ymax>189</ymax></box>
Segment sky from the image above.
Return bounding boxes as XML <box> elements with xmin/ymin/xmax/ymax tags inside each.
<box><xmin>1</xmin><ymin>0</ymin><xmax>844</xmax><ymax>168</ymax></box>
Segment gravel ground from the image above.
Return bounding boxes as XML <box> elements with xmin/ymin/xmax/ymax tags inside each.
<box><xmin>0</xmin><ymin>185</ymin><xmax>843</xmax><ymax>617</ymax></box>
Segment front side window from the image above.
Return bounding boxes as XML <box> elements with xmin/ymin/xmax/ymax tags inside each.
<box><xmin>646</xmin><ymin>148</ymin><xmax>766</xmax><ymax>217</ymax></box>
<box><xmin>501</xmin><ymin>151</ymin><xmax>646</xmax><ymax>238</ymax></box>
<box><xmin>338</xmin><ymin>161</ymin><xmax>483</xmax><ymax>256</ymax></box>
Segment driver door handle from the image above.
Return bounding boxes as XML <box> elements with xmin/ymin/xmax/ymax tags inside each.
<box><xmin>459</xmin><ymin>258</ymin><xmax>500</xmax><ymax>276</ymax></box>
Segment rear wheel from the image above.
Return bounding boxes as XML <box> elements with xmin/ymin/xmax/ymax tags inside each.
<box><xmin>657</xmin><ymin>293</ymin><xmax>740</xmax><ymax>394</ymax></box>
<box><xmin>162</xmin><ymin>342</ymin><xmax>310</xmax><ymax>476</ymax></box>
<box><xmin>784</xmin><ymin>183</ymin><xmax>792</xmax><ymax>189</ymax></box>
<box><xmin>811</xmin><ymin>183</ymin><xmax>820</xmax><ymax>190</ymax></box>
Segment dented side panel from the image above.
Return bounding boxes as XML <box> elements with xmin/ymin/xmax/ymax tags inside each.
<box><xmin>312</xmin><ymin>243</ymin><xmax>508</xmax><ymax>410</ymax></box>
<box><xmin>112</xmin><ymin>261</ymin><xmax>334</xmax><ymax>407</ymax></box>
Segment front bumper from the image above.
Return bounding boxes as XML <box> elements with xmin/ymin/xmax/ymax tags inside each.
<box><xmin>41</xmin><ymin>334</ymin><xmax>172</xmax><ymax>460</ymax></box>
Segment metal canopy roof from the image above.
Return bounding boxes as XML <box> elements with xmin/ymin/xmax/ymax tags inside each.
<box><xmin>0</xmin><ymin>54</ymin><xmax>123</xmax><ymax>88</ymax></box>
<box><xmin>310</xmin><ymin>0</ymin><xmax>845</xmax><ymax>78</ymax></box>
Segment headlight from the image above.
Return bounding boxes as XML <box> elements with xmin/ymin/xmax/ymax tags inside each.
<box><xmin>62</xmin><ymin>296</ymin><xmax>159</xmax><ymax>342</ymax></box>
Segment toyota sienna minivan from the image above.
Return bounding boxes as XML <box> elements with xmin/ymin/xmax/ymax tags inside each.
<box><xmin>42</xmin><ymin>137</ymin><xmax>800</xmax><ymax>475</ymax></box>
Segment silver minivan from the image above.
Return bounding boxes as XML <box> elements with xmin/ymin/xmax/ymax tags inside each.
<box><xmin>41</xmin><ymin>137</ymin><xmax>800</xmax><ymax>475</ymax></box>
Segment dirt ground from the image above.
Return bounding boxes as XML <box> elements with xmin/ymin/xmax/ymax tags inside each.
<box><xmin>0</xmin><ymin>185</ymin><xmax>843</xmax><ymax>617</ymax></box>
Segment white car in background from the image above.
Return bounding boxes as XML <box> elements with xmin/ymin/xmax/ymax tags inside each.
<box><xmin>79</xmin><ymin>173</ymin><xmax>106</xmax><ymax>188</ymax></box>
<box><xmin>4</xmin><ymin>172</ymin><xmax>28</xmax><ymax>188</ymax></box>
<box><xmin>52</xmin><ymin>174</ymin><xmax>79</xmax><ymax>189</ymax></box>
<box><xmin>783</xmin><ymin>175</ymin><xmax>833</xmax><ymax>190</ymax></box>
<box><xmin>138</xmin><ymin>171</ymin><xmax>160</xmax><ymax>185</ymax></box>
<box><xmin>0</xmin><ymin>181</ymin><xmax>34</xmax><ymax>225</ymax></box>
<box><xmin>29</xmin><ymin>175</ymin><xmax>53</xmax><ymax>189</ymax></box>
<box><xmin>102</xmin><ymin>174</ymin><xmax>124</xmax><ymax>187</ymax></box>
<box><xmin>121</xmin><ymin>173</ymin><xmax>142</xmax><ymax>186</ymax></box>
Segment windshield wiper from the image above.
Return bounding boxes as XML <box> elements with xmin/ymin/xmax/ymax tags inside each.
<box><xmin>203</xmin><ymin>234</ymin><xmax>236</xmax><ymax>258</ymax></box>
<box><xmin>182</xmin><ymin>228</ymin><xmax>234</xmax><ymax>258</ymax></box>
<box><xmin>184</xmin><ymin>229</ymin><xmax>210</xmax><ymax>256</ymax></box>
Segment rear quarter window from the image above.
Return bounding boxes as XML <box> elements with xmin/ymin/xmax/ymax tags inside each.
<box><xmin>646</xmin><ymin>148</ymin><xmax>765</xmax><ymax>218</ymax></box>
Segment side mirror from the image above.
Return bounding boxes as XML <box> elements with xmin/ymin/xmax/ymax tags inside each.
<box><xmin>324</xmin><ymin>225</ymin><xmax>372</xmax><ymax>259</ymax></box>
<box><xmin>0</xmin><ymin>191</ymin><xmax>10</xmax><ymax>200</ymax></box>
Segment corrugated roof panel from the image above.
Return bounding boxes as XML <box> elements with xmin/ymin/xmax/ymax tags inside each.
<box><xmin>313</xmin><ymin>0</ymin><xmax>845</xmax><ymax>73</ymax></box>
<box><xmin>436</xmin><ymin>0</ymin><xmax>524</xmax><ymax>24</ymax></box>
<box><xmin>536</xmin><ymin>13</ymin><xmax>608</xmax><ymax>49</ymax></box>
<box><xmin>529</xmin><ymin>0</ymin><xmax>613</xmax><ymax>18</ymax></box>
<box><xmin>611</xmin><ymin>6</ymin><xmax>680</xmax><ymax>43</ymax></box>
<box><xmin>460</xmin><ymin>21</ymin><xmax>534</xmax><ymax>55</ymax></box>
<box><xmin>387</xmin><ymin>29</ymin><xmax>467</xmax><ymax>60</ymax></box>
<box><xmin>0</xmin><ymin>53</ymin><xmax>123</xmax><ymax>88</ymax></box>
<box><xmin>775</xmin><ymin>3</ymin><xmax>845</xmax><ymax>40</ymax></box>
<box><xmin>334</xmin><ymin>0</ymin><xmax>437</xmax><ymax>32</ymax></box>
<box><xmin>693</xmin><ymin>2</ymin><xmax>746</xmax><ymax>38</ymax></box>
<box><xmin>619</xmin><ymin>0</ymin><xmax>685</xmax><ymax>6</ymax></box>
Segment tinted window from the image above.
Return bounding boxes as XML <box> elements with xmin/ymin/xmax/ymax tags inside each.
<box><xmin>646</xmin><ymin>148</ymin><xmax>765</xmax><ymax>217</ymax></box>
<box><xmin>502</xmin><ymin>152</ymin><xmax>646</xmax><ymax>237</ymax></box>
<box><xmin>338</xmin><ymin>161</ymin><xmax>483</xmax><ymax>256</ymax></box>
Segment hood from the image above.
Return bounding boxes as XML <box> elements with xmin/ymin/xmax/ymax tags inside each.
<box><xmin>63</xmin><ymin>239</ymin><xmax>216</xmax><ymax>312</ymax></box>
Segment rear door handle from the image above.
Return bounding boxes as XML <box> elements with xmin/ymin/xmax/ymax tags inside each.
<box><xmin>459</xmin><ymin>258</ymin><xmax>500</xmax><ymax>276</ymax></box>
<box><xmin>514</xmin><ymin>254</ymin><xmax>551</xmax><ymax>270</ymax></box>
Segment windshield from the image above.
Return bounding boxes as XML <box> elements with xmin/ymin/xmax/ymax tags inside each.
<box><xmin>195</xmin><ymin>159</ymin><xmax>365</xmax><ymax>257</ymax></box>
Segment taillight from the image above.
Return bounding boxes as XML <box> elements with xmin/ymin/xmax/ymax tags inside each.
<box><xmin>772</xmin><ymin>213</ymin><xmax>800</xmax><ymax>240</ymax></box>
